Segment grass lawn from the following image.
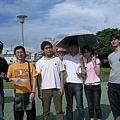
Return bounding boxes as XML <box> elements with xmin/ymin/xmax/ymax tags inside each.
<box><xmin>4</xmin><ymin>81</ymin><xmax>14</xmax><ymax>89</ymax></box>
<box><xmin>100</xmin><ymin>68</ymin><xmax>110</xmax><ymax>82</ymax></box>
<box><xmin>3</xmin><ymin>68</ymin><xmax>111</xmax><ymax>89</ymax></box>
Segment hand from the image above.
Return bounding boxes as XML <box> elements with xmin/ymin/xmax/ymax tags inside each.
<box><xmin>92</xmin><ymin>55</ymin><xmax>96</xmax><ymax>63</ymax></box>
<box><xmin>38</xmin><ymin>91</ymin><xmax>43</xmax><ymax>100</ymax></box>
<box><xmin>13</xmin><ymin>77</ymin><xmax>23</xmax><ymax>84</ymax></box>
<box><xmin>92</xmin><ymin>55</ymin><xmax>98</xmax><ymax>63</ymax></box>
<box><xmin>0</xmin><ymin>72</ymin><xmax>6</xmax><ymax>78</ymax></box>
<box><xmin>29</xmin><ymin>93</ymin><xmax>35</xmax><ymax>102</ymax></box>
<box><xmin>59</xmin><ymin>87</ymin><xmax>64</xmax><ymax>96</ymax></box>
<box><xmin>79</xmin><ymin>54</ymin><xmax>84</xmax><ymax>61</ymax></box>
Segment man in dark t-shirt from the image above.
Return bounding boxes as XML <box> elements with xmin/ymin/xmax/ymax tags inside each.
<box><xmin>0</xmin><ymin>41</ymin><xmax>8</xmax><ymax>120</ymax></box>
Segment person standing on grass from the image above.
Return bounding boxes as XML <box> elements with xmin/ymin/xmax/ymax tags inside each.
<box><xmin>63</xmin><ymin>40</ymin><xmax>86</xmax><ymax>120</ymax></box>
<box><xmin>0</xmin><ymin>41</ymin><xmax>8</xmax><ymax>120</ymax></box>
<box><xmin>81</xmin><ymin>45</ymin><xmax>102</xmax><ymax>120</ymax></box>
<box><xmin>6</xmin><ymin>46</ymin><xmax>38</xmax><ymax>120</ymax></box>
<box><xmin>108</xmin><ymin>34</ymin><xmax>120</xmax><ymax>120</ymax></box>
<box><xmin>36</xmin><ymin>41</ymin><xmax>65</xmax><ymax>120</ymax></box>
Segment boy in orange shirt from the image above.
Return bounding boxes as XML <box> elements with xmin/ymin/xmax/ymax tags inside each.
<box><xmin>7</xmin><ymin>46</ymin><xmax>38</xmax><ymax>120</ymax></box>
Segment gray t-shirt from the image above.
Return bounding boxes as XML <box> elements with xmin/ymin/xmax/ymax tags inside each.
<box><xmin>108</xmin><ymin>50</ymin><xmax>120</xmax><ymax>83</ymax></box>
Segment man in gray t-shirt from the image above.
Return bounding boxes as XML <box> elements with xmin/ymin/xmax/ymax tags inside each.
<box><xmin>108</xmin><ymin>34</ymin><xmax>120</xmax><ymax>120</ymax></box>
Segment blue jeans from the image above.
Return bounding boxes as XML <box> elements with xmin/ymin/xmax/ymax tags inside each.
<box><xmin>0</xmin><ymin>94</ymin><xmax>4</xmax><ymax>120</ymax></box>
<box><xmin>65</xmin><ymin>83</ymin><xmax>84</xmax><ymax>120</ymax></box>
<box><xmin>108</xmin><ymin>83</ymin><xmax>120</xmax><ymax>119</ymax></box>
<box><xmin>84</xmin><ymin>84</ymin><xmax>102</xmax><ymax>119</ymax></box>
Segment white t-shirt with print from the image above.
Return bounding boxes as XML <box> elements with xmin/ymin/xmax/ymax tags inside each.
<box><xmin>36</xmin><ymin>56</ymin><xmax>65</xmax><ymax>90</ymax></box>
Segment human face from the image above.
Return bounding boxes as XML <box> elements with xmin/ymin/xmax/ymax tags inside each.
<box><xmin>69</xmin><ymin>45</ymin><xmax>78</xmax><ymax>56</ymax></box>
<box><xmin>43</xmin><ymin>45</ymin><xmax>53</xmax><ymax>57</ymax></box>
<box><xmin>0</xmin><ymin>46</ymin><xmax>3</xmax><ymax>54</ymax></box>
<box><xmin>83</xmin><ymin>49</ymin><xmax>91</xmax><ymax>59</ymax></box>
<box><xmin>15</xmin><ymin>48</ymin><xmax>26</xmax><ymax>60</ymax></box>
<box><xmin>110</xmin><ymin>37</ymin><xmax>120</xmax><ymax>47</ymax></box>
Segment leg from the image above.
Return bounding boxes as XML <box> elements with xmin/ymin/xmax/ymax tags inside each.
<box><xmin>93</xmin><ymin>85</ymin><xmax>102</xmax><ymax>119</ymax></box>
<box><xmin>26</xmin><ymin>101</ymin><xmax>36</xmax><ymax>120</ymax></box>
<box><xmin>108</xmin><ymin>83</ymin><xmax>120</xmax><ymax>119</ymax></box>
<box><xmin>0</xmin><ymin>94</ymin><xmax>4</xmax><ymax>120</ymax></box>
<box><xmin>65</xmin><ymin>83</ymin><xmax>74</xmax><ymax>120</ymax></box>
<box><xmin>42</xmin><ymin>89</ymin><xmax>52</xmax><ymax>120</ymax></box>
<box><xmin>53</xmin><ymin>89</ymin><xmax>64</xmax><ymax>120</ymax></box>
<box><xmin>84</xmin><ymin>85</ymin><xmax>94</xmax><ymax>119</ymax></box>
<box><xmin>74</xmin><ymin>83</ymin><xmax>84</xmax><ymax>120</ymax></box>
<box><xmin>14</xmin><ymin>102</ymin><xmax>24</xmax><ymax>120</ymax></box>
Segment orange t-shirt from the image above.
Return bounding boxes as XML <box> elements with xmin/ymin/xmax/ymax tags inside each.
<box><xmin>7</xmin><ymin>62</ymin><xmax>38</xmax><ymax>94</ymax></box>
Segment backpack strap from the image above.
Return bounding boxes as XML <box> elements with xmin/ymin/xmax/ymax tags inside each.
<box><xmin>26</xmin><ymin>61</ymin><xmax>32</xmax><ymax>89</ymax></box>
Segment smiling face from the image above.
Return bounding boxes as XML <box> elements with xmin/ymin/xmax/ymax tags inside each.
<box><xmin>15</xmin><ymin>48</ymin><xmax>26</xmax><ymax>60</ymax></box>
<box><xmin>69</xmin><ymin>45</ymin><xmax>78</xmax><ymax>56</ymax></box>
<box><xmin>110</xmin><ymin>37</ymin><xmax>120</xmax><ymax>48</ymax></box>
<box><xmin>83</xmin><ymin>49</ymin><xmax>91</xmax><ymax>59</ymax></box>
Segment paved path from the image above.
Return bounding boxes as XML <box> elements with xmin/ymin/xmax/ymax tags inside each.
<box><xmin>4</xmin><ymin>82</ymin><xmax>113</xmax><ymax>120</ymax></box>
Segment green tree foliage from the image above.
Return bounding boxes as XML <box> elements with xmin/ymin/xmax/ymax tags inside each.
<box><xmin>93</xmin><ymin>28</ymin><xmax>120</xmax><ymax>58</ymax></box>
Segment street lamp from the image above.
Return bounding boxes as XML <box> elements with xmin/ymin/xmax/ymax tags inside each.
<box><xmin>17</xmin><ymin>15</ymin><xmax>27</xmax><ymax>47</ymax></box>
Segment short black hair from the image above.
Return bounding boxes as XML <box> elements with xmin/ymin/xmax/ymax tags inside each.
<box><xmin>81</xmin><ymin>45</ymin><xmax>94</xmax><ymax>56</ymax></box>
<box><xmin>41</xmin><ymin>41</ymin><xmax>52</xmax><ymax>50</ymax></box>
<box><xmin>110</xmin><ymin>34</ymin><xmax>120</xmax><ymax>40</ymax></box>
<box><xmin>0</xmin><ymin>41</ymin><xmax>3</xmax><ymax>49</ymax></box>
<box><xmin>69</xmin><ymin>40</ymin><xmax>78</xmax><ymax>47</ymax></box>
<box><xmin>14</xmin><ymin>46</ymin><xmax>26</xmax><ymax>55</ymax></box>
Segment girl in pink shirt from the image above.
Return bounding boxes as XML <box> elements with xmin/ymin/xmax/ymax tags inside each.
<box><xmin>81</xmin><ymin>45</ymin><xmax>102</xmax><ymax>120</ymax></box>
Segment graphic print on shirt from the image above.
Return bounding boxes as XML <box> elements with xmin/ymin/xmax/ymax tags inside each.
<box><xmin>14</xmin><ymin>68</ymin><xmax>29</xmax><ymax>82</ymax></box>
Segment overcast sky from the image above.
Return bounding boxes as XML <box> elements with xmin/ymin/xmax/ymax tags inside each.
<box><xmin>0</xmin><ymin>0</ymin><xmax>120</xmax><ymax>53</ymax></box>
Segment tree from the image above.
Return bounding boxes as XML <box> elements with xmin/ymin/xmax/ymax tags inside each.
<box><xmin>93</xmin><ymin>28</ymin><xmax>120</xmax><ymax>58</ymax></box>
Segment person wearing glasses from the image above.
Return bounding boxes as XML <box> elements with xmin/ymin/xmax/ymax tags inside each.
<box><xmin>6</xmin><ymin>46</ymin><xmax>38</xmax><ymax>120</ymax></box>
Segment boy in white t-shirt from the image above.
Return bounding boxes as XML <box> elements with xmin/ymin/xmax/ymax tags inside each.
<box><xmin>36</xmin><ymin>41</ymin><xmax>65</xmax><ymax>120</ymax></box>
<box><xmin>63</xmin><ymin>40</ymin><xmax>86</xmax><ymax>120</ymax></box>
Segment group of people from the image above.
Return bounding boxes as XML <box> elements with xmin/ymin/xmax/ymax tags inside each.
<box><xmin>0</xmin><ymin>33</ymin><xmax>120</xmax><ymax>120</ymax></box>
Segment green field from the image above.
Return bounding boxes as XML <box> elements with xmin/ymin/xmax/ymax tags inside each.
<box><xmin>100</xmin><ymin>68</ymin><xmax>110</xmax><ymax>82</ymax></box>
<box><xmin>3</xmin><ymin>68</ymin><xmax>110</xmax><ymax>89</ymax></box>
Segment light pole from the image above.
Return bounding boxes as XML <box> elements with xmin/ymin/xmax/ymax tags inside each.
<box><xmin>17</xmin><ymin>15</ymin><xmax>27</xmax><ymax>47</ymax></box>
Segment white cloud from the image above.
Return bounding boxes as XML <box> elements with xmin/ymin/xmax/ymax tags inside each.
<box><xmin>0</xmin><ymin>0</ymin><xmax>120</xmax><ymax>53</ymax></box>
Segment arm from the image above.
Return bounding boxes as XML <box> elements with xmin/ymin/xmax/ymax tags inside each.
<box><xmin>37</xmin><ymin>74</ymin><xmax>42</xmax><ymax>99</ymax></box>
<box><xmin>4</xmin><ymin>76</ymin><xmax>22</xmax><ymax>83</ymax></box>
<box><xmin>79</xmin><ymin>54</ymin><xmax>86</xmax><ymax>78</ymax></box>
<box><xmin>29</xmin><ymin>76</ymin><xmax>37</xmax><ymax>102</ymax></box>
<box><xmin>92</xmin><ymin>56</ymin><xmax>100</xmax><ymax>76</ymax></box>
<box><xmin>93</xmin><ymin>63</ymin><xmax>100</xmax><ymax>76</ymax></box>
<box><xmin>31</xmin><ymin>76</ymin><xmax>36</xmax><ymax>93</ymax></box>
<box><xmin>59</xmin><ymin>71</ymin><xmax>64</xmax><ymax>96</ymax></box>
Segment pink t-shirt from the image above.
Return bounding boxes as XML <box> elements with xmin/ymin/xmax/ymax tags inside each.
<box><xmin>84</xmin><ymin>58</ymin><xmax>101</xmax><ymax>84</ymax></box>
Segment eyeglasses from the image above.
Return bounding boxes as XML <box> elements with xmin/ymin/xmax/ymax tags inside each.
<box><xmin>16</xmin><ymin>52</ymin><xmax>24</xmax><ymax>55</ymax></box>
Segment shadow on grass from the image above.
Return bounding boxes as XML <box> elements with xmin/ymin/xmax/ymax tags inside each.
<box><xmin>84</xmin><ymin>104</ymin><xmax>111</xmax><ymax>120</ymax></box>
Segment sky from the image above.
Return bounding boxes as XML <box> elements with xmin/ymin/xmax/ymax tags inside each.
<box><xmin>0</xmin><ymin>0</ymin><xmax>120</xmax><ymax>53</ymax></box>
